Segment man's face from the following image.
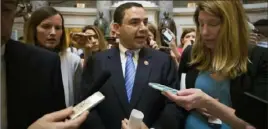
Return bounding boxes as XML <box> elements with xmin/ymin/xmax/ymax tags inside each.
<box><xmin>1</xmin><ymin>0</ymin><xmax>17</xmax><ymax>43</ymax></box>
<box><xmin>114</xmin><ymin>7</ymin><xmax>149</xmax><ymax>50</ymax></box>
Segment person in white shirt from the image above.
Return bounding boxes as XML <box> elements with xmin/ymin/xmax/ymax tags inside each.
<box><xmin>23</xmin><ymin>6</ymin><xmax>82</xmax><ymax>106</ymax></box>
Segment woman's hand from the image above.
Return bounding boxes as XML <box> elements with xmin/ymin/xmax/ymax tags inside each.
<box><xmin>70</xmin><ymin>32</ymin><xmax>96</xmax><ymax>50</ymax></box>
<box><xmin>162</xmin><ymin>88</ymin><xmax>212</xmax><ymax>111</ymax></box>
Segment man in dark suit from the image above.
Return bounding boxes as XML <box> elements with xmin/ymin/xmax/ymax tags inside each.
<box><xmin>80</xmin><ymin>2</ymin><xmax>182</xmax><ymax>129</ymax></box>
<box><xmin>1</xmin><ymin>0</ymin><xmax>87</xmax><ymax>128</ymax></box>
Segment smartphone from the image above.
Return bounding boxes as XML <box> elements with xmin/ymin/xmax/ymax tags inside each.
<box><xmin>161</xmin><ymin>28</ymin><xmax>173</xmax><ymax>44</ymax></box>
<box><xmin>148</xmin><ymin>82</ymin><xmax>178</xmax><ymax>94</ymax></box>
<box><xmin>69</xmin><ymin>91</ymin><xmax>105</xmax><ymax>120</ymax></box>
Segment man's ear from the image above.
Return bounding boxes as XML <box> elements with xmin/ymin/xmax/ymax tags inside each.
<box><xmin>112</xmin><ymin>23</ymin><xmax>120</xmax><ymax>35</ymax></box>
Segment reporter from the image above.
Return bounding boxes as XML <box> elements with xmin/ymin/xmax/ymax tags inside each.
<box><xmin>28</xmin><ymin>107</ymin><xmax>89</xmax><ymax>129</ymax></box>
<box><xmin>163</xmin><ymin>89</ymin><xmax>256</xmax><ymax>129</ymax></box>
<box><xmin>177</xmin><ymin>1</ymin><xmax>267</xmax><ymax>128</ymax></box>
<box><xmin>71</xmin><ymin>25</ymin><xmax>107</xmax><ymax>59</ymax></box>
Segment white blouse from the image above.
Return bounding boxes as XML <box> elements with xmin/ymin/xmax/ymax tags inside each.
<box><xmin>60</xmin><ymin>51</ymin><xmax>81</xmax><ymax>106</ymax></box>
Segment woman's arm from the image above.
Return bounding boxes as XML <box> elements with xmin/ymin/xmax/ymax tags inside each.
<box><xmin>205</xmin><ymin>97</ymin><xmax>254</xmax><ymax>129</ymax></box>
<box><xmin>163</xmin><ymin>89</ymin><xmax>256</xmax><ymax>129</ymax></box>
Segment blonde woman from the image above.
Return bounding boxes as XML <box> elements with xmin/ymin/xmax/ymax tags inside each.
<box><xmin>175</xmin><ymin>1</ymin><xmax>267</xmax><ymax>129</ymax></box>
<box><xmin>24</xmin><ymin>6</ymin><xmax>82</xmax><ymax>107</ymax></box>
<box><xmin>71</xmin><ymin>25</ymin><xmax>108</xmax><ymax>67</ymax></box>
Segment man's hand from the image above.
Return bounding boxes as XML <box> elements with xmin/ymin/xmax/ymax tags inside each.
<box><xmin>121</xmin><ymin>119</ymin><xmax>148</xmax><ymax>129</ymax></box>
<box><xmin>28</xmin><ymin>107</ymin><xmax>88</xmax><ymax>129</ymax></box>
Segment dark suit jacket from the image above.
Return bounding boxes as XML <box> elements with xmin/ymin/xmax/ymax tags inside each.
<box><xmin>5</xmin><ymin>40</ymin><xmax>66</xmax><ymax>129</ymax></box>
<box><xmin>80</xmin><ymin>47</ymin><xmax>182</xmax><ymax>129</ymax></box>
<box><xmin>178</xmin><ymin>46</ymin><xmax>268</xmax><ymax>129</ymax></box>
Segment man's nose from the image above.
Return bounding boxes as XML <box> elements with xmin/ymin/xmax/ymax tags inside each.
<box><xmin>138</xmin><ymin>22</ymin><xmax>148</xmax><ymax>34</ymax></box>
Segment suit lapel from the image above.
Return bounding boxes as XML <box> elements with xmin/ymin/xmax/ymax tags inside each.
<box><xmin>130</xmin><ymin>48</ymin><xmax>152</xmax><ymax>107</ymax></box>
<box><xmin>108</xmin><ymin>48</ymin><xmax>131</xmax><ymax>115</ymax></box>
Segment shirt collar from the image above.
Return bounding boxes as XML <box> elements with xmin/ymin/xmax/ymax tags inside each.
<box><xmin>119</xmin><ymin>43</ymin><xmax>140</xmax><ymax>57</ymax></box>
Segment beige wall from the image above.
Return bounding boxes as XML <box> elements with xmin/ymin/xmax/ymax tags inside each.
<box><xmin>12</xmin><ymin>2</ymin><xmax>268</xmax><ymax>42</ymax></box>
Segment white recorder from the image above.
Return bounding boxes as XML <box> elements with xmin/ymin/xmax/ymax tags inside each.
<box><xmin>69</xmin><ymin>91</ymin><xmax>105</xmax><ymax>120</ymax></box>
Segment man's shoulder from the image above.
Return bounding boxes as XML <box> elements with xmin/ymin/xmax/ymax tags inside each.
<box><xmin>144</xmin><ymin>48</ymin><xmax>171</xmax><ymax>61</ymax></box>
<box><xmin>6</xmin><ymin>40</ymin><xmax>60</xmax><ymax>64</ymax></box>
<box><xmin>7</xmin><ymin>39</ymin><xmax>59</xmax><ymax>58</ymax></box>
<box><xmin>94</xmin><ymin>47</ymin><xmax>117</xmax><ymax>58</ymax></box>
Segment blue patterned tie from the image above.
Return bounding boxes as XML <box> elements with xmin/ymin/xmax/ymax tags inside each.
<box><xmin>125</xmin><ymin>50</ymin><xmax>136</xmax><ymax>102</ymax></box>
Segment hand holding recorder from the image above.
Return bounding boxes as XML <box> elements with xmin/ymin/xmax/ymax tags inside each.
<box><xmin>28</xmin><ymin>107</ymin><xmax>88</xmax><ymax>129</ymax></box>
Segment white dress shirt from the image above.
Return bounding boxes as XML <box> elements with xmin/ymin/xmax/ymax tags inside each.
<box><xmin>119</xmin><ymin>43</ymin><xmax>140</xmax><ymax>78</ymax></box>
<box><xmin>1</xmin><ymin>44</ymin><xmax>7</xmax><ymax>129</ymax></box>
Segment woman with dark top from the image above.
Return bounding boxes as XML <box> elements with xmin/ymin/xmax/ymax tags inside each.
<box><xmin>178</xmin><ymin>28</ymin><xmax>196</xmax><ymax>55</ymax></box>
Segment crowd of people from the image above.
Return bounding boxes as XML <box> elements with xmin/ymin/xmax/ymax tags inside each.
<box><xmin>1</xmin><ymin>0</ymin><xmax>267</xmax><ymax>129</ymax></box>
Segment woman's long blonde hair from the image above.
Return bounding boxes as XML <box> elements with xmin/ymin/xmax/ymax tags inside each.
<box><xmin>148</xmin><ymin>22</ymin><xmax>161</xmax><ymax>46</ymax></box>
<box><xmin>190</xmin><ymin>1</ymin><xmax>249</xmax><ymax>79</ymax></box>
<box><xmin>82</xmin><ymin>25</ymin><xmax>107</xmax><ymax>51</ymax></box>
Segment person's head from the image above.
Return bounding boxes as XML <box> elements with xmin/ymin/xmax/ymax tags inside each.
<box><xmin>254</xmin><ymin>19</ymin><xmax>268</xmax><ymax>38</ymax></box>
<box><xmin>1</xmin><ymin>0</ymin><xmax>18</xmax><ymax>43</ymax></box>
<box><xmin>113</xmin><ymin>2</ymin><xmax>148</xmax><ymax>50</ymax></box>
<box><xmin>147</xmin><ymin>22</ymin><xmax>161</xmax><ymax>46</ymax></box>
<box><xmin>109</xmin><ymin>20</ymin><xmax>118</xmax><ymax>38</ymax></box>
<box><xmin>190</xmin><ymin>1</ymin><xmax>249</xmax><ymax>78</ymax></box>
<box><xmin>24</xmin><ymin>6</ymin><xmax>67</xmax><ymax>52</ymax></box>
<box><xmin>180</xmin><ymin>28</ymin><xmax>196</xmax><ymax>47</ymax></box>
<box><xmin>82</xmin><ymin>25</ymin><xmax>107</xmax><ymax>52</ymax></box>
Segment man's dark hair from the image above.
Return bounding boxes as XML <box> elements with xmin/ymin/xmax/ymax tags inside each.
<box><xmin>113</xmin><ymin>2</ymin><xmax>143</xmax><ymax>24</ymax></box>
<box><xmin>254</xmin><ymin>19</ymin><xmax>268</xmax><ymax>26</ymax></box>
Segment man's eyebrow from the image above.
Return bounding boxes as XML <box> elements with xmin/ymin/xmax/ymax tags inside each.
<box><xmin>129</xmin><ymin>18</ymin><xmax>141</xmax><ymax>21</ymax></box>
<box><xmin>129</xmin><ymin>17</ymin><xmax>148</xmax><ymax>21</ymax></box>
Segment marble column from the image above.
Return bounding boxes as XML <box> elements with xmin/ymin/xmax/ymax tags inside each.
<box><xmin>158</xmin><ymin>1</ymin><xmax>173</xmax><ymax>20</ymax></box>
<box><xmin>30</xmin><ymin>1</ymin><xmax>49</xmax><ymax>11</ymax></box>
